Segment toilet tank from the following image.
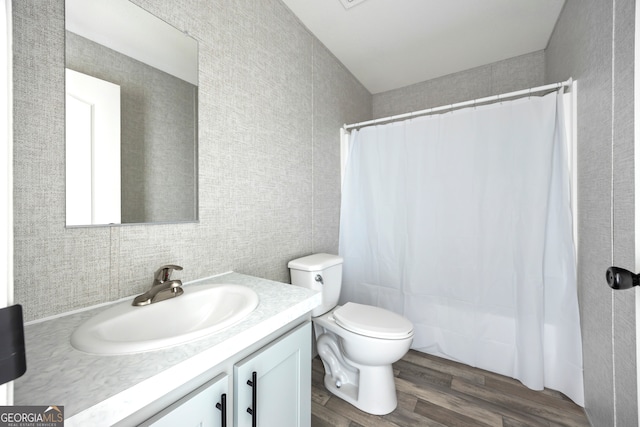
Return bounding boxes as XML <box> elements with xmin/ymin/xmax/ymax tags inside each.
<box><xmin>288</xmin><ymin>253</ymin><xmax>343</xmax><ymax>317</ymax></box>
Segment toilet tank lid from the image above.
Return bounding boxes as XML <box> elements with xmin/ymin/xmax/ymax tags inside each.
<box><xmin>288</xmin><ymin>253</ymin><xmax>343</xmax><ymax>271</ymax></box>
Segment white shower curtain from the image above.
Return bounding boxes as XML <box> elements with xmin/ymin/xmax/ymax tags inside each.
<box><xmin>339</xmin><ymin>91</ymin><xmax>584</xmax><ymax>405</ymax></box>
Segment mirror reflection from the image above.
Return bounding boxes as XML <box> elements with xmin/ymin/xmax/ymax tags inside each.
<box><xmin>65</xmin><ymin>0</ymin><xmax>198</xmax><ymax>226</ymax></box>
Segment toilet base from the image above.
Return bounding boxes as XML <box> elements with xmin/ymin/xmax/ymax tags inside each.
<box><xmin>323</xmin><ymin>363</ymin><xmax>398</xmax><ymax>415</ymax></box>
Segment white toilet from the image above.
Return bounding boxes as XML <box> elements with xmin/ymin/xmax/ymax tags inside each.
<box><xmin>288</xmin><ymin>253</ymin><xmax>414</xmax><ymax>415</ymax></box>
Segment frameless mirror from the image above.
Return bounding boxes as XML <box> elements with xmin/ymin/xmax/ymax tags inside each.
<box><xmin>65</xmin><ymin>0</ymin><xmax>198</xmax><ymax>226</ymax></box>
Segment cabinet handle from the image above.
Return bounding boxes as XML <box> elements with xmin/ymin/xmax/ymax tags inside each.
<box><xmin>215</xmin><ymin>393</ymin><xmax>226</xmax><ymax>427</ymax></box>
<box><xmin>246</xmin><ymin>371</ymin><xmax>257</xmax><ymax>427</ymax></box>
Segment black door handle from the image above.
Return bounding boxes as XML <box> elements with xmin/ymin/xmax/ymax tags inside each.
<box><xmin>607</xmin><ymin>266</ymin><xmax>640</xmax><ymax>289</ymax></box>
<box><xmin>246</xmin><ymin>371</ymin><xmax>257</xmax><ymax>427</ymax></box>
<box><xmin>215</xmin><ymin>393</ymin><xmax>226</xmax><ymax>427</ymax></box>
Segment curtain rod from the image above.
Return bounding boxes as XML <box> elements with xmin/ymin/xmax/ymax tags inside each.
<box><xmin>343</xmin><ymin>78</ymin><xmax>573</xmax><ymax>131</ymax></box>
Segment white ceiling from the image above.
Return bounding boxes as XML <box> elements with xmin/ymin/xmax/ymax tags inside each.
<box><xmin>280</xmin><ymin>0</ymin><xmax>565</xmax><ymax>94</ymax></box>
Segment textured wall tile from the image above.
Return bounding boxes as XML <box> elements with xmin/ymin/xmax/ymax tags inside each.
<box><xmin>312</xmin><ymin>41</ymin><xmax>371</xmax><ymax>255</ymax></box>
<box><xmin>612</xmin><ymin>0</ymin><xmax>637</xmax><ymax>424</ymax></box>
<box><xmin>490</xmin><ymin>50</ymin><xmax>546</xmax><ymax>94</ymax></box>
<box><xmin>12</xmin><ymin>0</ymin><xmax>113</xmax><ymax>320</ymax></box>
<box><xmin>371</xmin><ymin>51</ymin><xmax>544</xmax><ymax>119</ymax></box>
<box><xmin>546</xmin><ymin>0</ymin><xmax>637</xmax><ymax>425</ymax></box>
<box><xmin>13</xmin><ymin>0</ymin><xmax>371</xmax><ymax>320</ymax></box>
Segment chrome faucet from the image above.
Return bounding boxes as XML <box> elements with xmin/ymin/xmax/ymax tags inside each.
<box><xmin>132</xmin><ymin>264</ymin><xmax>184</xmax><ymax>306</ymax></box>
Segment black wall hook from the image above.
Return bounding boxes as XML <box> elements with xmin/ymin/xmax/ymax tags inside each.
<box><xmin>606</xmin><ymin>266</ymin><xmax>640</xmax><ymax>290</ymax></box>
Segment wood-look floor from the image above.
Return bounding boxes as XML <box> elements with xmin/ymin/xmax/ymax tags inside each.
<box><xmin>311</xmin><ymin>350</ymin><xmax>590</xmax><ymax>427</ymax></box>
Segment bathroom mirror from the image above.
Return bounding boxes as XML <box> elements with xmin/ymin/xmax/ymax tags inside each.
<box><xmin>65</xmin><ymin>0</ymin><xmax>198</xmax><ymax>226</ymax></box>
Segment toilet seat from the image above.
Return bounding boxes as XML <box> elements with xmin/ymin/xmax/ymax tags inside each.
<box><xmin>333</xmin><ymin>302</ymin><xmax>413</xmax><ymax>340</ymax></box>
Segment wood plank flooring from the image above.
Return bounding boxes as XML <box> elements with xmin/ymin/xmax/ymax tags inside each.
<box><xmin>311</xmin><ymin>350</ymin><xmax>590</xmax><ymax>427</ymax></box>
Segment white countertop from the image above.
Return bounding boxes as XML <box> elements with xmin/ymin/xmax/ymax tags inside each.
<box><xmin>13</xmin><ymin>272</ymin><xmax>321</xmax><ymax>426</ymax></box>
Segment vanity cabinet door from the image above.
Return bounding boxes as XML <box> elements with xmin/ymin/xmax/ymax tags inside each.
<box><xmin>141</xmin><ymin>373</ymin><xmax>229</xmax><ymax>427</ymax></box>
<box><xmin>234</xmin><ymin>321</ymin><xmax>311</xmax><ymax>427</ymax></box>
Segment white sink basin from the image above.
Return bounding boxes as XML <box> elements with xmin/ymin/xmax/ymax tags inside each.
<box><xmin>71</xmin><ymin>283</ymin><xmax>259</xmax><ymax>355</ymax></box>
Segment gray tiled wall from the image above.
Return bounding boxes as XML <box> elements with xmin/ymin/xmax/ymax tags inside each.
<box><xmin>546</xmin><ymin>0</ymin><xmax>637</xmax><ymax>425</ymax></box>
<box><xmin>372</xmin><ymin>51</ymin><xmax>545</xmax><ymax>119</ymax></box>
<box><xmin>12</xmin><ymin>0</ymin><xmax>371</xmax><ymax>321</ymax></box>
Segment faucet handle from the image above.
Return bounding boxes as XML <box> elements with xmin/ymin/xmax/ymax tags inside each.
<box><xmin>154</xmin><ymin>264</ymin><xmax>183</xmax><ymax>283</ymax></box>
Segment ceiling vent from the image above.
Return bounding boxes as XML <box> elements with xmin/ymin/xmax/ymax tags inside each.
<box><xmin>338</xmin><ymin>0</ymin><xmax>369</xmax><ymax>10</ymax></box>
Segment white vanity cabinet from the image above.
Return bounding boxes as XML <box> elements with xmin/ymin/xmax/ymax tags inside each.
<box><xmin>141</xmin><ymin>374</ymin><xmax>229</xmax><ymax>427</ymax></box>
<box><xmin>234</xmin><ymin>321</ymin><xmax>311</xmax><ymax>427</ymax></box>
<box><xmin>137</xmin><ymin>321</ymin><xmax>311</xmax><ymax>427</ymax></box>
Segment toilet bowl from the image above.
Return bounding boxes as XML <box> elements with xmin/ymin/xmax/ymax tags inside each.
<box><xmin>288</xmin><ymin>253</ymin><xmax>414</xmax><ymax>415</ymax></box>
<box><xmin>314</xmin><ymin>303</ymin><xmax>413</xmax><ymax>414</ymax></box>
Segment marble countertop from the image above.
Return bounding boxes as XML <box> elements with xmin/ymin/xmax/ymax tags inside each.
<box><xmin>14</xmin><ymin>272</ymin><xmax>320</xmax><ymax>426</ymax></box>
